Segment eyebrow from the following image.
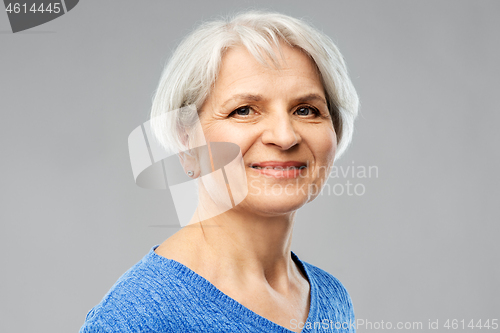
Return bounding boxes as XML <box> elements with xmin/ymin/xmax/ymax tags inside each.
<box><xmin>294</xmin><ymin>93</ymin><xmax>328</xmax><ymax>106</ymax></box>
<box><xmin>220</xmin><ymin>93</ymin><xmax>327</xmax><ymax>109</ymax></box>
<box><xmin>220</xmin><ymin>94</ymin><xmax>263</xmax><ymax>109</ymax></box>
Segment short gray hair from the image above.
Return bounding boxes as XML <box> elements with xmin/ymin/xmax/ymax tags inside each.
<box><xmin>150</xmin><ymin>10</ymin><xmax>359</xmax><ymax>159</ymax></box>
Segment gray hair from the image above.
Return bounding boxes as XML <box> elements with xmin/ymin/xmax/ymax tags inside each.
<box><xmin>150</xmin><ymin>11</ymin><xmax>359</xmax><ymax>159</ymax></box>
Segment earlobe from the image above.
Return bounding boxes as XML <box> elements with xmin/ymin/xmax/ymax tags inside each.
<box><xmin>178</xmin><ymin>150</ymin><xmax>200</xmax><ymax>178</ymax></box>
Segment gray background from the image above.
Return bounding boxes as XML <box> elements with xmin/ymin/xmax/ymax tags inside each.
<box><xmin>1</xmin><ymin>0</ymin><xmax>499</xmax><ymax>332</ymax></box>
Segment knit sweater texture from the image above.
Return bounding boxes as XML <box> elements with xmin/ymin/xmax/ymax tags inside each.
<box><xmin>79</xmin><ymin>245</ymin><xmax>355</xmax><ymax>332</ymax></box>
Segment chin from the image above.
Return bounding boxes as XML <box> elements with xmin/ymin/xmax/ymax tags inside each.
<box><xmin>240</xmin><ymin>190</ymin><xmax>309</xmax><ymax>216</ymax></box>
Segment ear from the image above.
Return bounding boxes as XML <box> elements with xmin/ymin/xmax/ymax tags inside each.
<box><xmin>178</xmin><ymin>149</ymin><xmax>200</xmax><ymax>178</ymax></box>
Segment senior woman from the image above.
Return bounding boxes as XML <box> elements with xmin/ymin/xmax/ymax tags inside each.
<box><xmin>80</xmin><ymin>10</ymin><xmax>358</xmax><ymax>333</ymax></box>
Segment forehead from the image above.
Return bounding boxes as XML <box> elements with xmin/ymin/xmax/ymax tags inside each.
<box><xmin>214</xmin><ymin>43</ymin><xmax>324</xmax><ymax>95</ymax></box>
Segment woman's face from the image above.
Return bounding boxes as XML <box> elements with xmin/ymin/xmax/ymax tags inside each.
<box><xmin>198</xmin><ymin>43</ymin><xmax>337</xmax><ymax>217</ymax></box>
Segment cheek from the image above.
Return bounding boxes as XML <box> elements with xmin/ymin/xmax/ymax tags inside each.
<box><xmin>308</xmin><ymin>128</ymin><xmax>336</xmax><ymax>192</ymax></box>
<box><xmin>329</xmin><ymin>131</ymin><xmax>338</xmax><ymax>158</ymax></box>
<box><xmin>203</xmin><ymin>123</ymin><xmax>259</xmax><ymax>156</ymax></box>
<box><xmin>314</xmin><ymin>128</ymin><xmax>337</xmax><ymax>164</ymax></box>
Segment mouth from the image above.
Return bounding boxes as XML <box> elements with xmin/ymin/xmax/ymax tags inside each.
<box><xmin>249</xmin><ymin>161</ymin><xmax>307</xmax><ymax>178</ymax></box>
<box><xmin>250</xmin><ymin>161</ymin><xmax>307</xmax><ymax>168</ymax></box>
<box><xmin>250</xmin><ymin>165</ymin><xmax>306</xmax><ymax>170</ymax></box>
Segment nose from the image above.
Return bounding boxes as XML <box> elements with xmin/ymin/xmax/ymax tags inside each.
<box><xmin>261</xmin><ymin>110</ymin><xmax>301</xmax><ymax>150</ymax></box>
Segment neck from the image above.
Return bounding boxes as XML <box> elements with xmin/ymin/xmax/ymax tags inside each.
<box><xmin>185</xmin><ymin>206</ymin><xmax>299</xmax><ymax>290</ymax></box>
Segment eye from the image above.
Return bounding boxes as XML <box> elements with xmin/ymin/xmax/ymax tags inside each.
<box><xmin>295</xmin><ymin>106</ymin><xmax>319</xmax><ymax>117</ymax></box>
<box><xmin>229</xmin><ymin>106</ymin><xmax>254</xmax><ymax>117</ymax></box>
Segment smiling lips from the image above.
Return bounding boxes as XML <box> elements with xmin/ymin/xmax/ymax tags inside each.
<box><xmin>249</xmin><ymin>161</ymin><xmax>307</xmax><ymax>178</ymax></box>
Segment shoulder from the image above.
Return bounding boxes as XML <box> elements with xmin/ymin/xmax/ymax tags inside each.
<box><xmin>79</xmin><ymin>247</ymin><xmax>183</xmax><ymax>333</ymax></box>
<box><xmin>293</xmin><ymin>252</ymin><xmax>352</xmax><ymax>300</ymax></box>
<box><xmin>293</xmin><ymin>252</ymin><xmax>356</xmax><ymax>329</ymax></box>
<box><xmin>302</xmin><ymin>260</ymin><xmax>352</xmax><ymax>302</ymax></box>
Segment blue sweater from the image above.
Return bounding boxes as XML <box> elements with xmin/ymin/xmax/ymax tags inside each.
<box><xmin>80</xmin><ymin>245</ymin><xmax>355</xmax><ymax>332</ymax></box>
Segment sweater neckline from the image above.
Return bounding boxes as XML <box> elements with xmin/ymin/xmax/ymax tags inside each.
<box><xmin>147</xmin><ymin>245</ymin><xmax>318</xmax><ymax>333</ymax></box>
